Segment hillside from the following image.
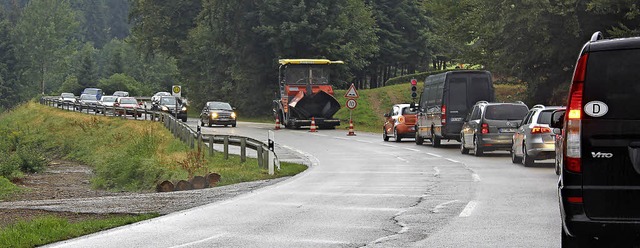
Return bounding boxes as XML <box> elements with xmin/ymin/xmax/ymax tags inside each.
<box><xmin>334</xmin><ymin>83</ymin><xmax>527</xmax><ymax>133</ymax></box>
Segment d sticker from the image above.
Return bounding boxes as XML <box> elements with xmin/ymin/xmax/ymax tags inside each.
<box><xmin>584</xmin><ymin>101</ymin><xmax>608</xmax><ymax>117</ymax></box>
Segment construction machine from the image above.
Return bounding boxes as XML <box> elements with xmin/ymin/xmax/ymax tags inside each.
<box><xmin>273</xmin><ymin>59</ymin><xmax>343</xmax><ymax>129</ymax></box>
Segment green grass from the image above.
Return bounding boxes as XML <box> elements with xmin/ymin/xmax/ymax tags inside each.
<box><xmin>0</xmin><ymin>214</ymin><xmax>158</xmax><ymax>248</ymax></box>
<box><xmin>0</xmin><ymin>177</ymin><xmax>23</xmax><ymax>200</ymax></box>
<box><xmin>0</xmin><ymin>102</ymin><xmax>307</xmax><ymax>193</ymax></box>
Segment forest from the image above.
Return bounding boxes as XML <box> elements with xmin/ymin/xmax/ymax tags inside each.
<box><xmin>0</xmin><ymin>0</ymin><xmax>638</xmax><ymax>115</ymax></box>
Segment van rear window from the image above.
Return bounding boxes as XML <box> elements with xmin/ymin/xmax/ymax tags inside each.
<box><xmin>485</xmin><ymin>105</ymin><xmax>528</xmax><ymax>120</ymax></box>
<box><xmin>584</xmin><ymin>49</ymin><xmax>640</xmax><ymax>119</ymax></box>
<box><xmin>468</xmin><ymin>76</ymin><xmax>491</xmax><ymax>107</ymax></box>
<box><xmin>448</xmin><ymin>78</ymin><xmax>467</xmax><ymax>111</ymax></box>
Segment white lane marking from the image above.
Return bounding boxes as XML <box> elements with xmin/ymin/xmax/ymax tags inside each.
<box><xmin>431</xmin><ymin>200</ymin><xmax>458</xmax><ymax>213</ymax></box>
<box><xmin>433</xmin><ymin>167</ymin><xmax>440</xmax><ymax>177</ymax></box>
<box><xmin>405</xmin><ymin>148</ymin><xmax>421</xmax><ymax>152</ymax></box>
<box><xmin>472</xmin><ymin>173</ymin><xmax>481</xmax><ymax>182</ymax></box>
<box><xmin>396</xmin><ymin>156</ymin><xmax>409</xmax><ymax>163</ymax></box>
<box><xmin>383</xmin><ymin>144</ymin><xmax>399</xmax><ymax>148</ymax></box>
<box><xmin>459</xmin><ymin>201</ymin><xmax>478</xmax><ymax>217</ymax></box>
<box><xmin>445</xmin><ymin>158</ymin><xmax>459</xmax><ymax>163</ymax></box>
<box><xmin>357</xmin><ymin>139</ymin><xmax>374</xmax><ymax>143</ymax></box>
<box><xmin>334</xmin><ymin>137</ymin><xmax>349</xmax><ymax>141</ymax></box>
<box><xmin>311</xmin><ymin>133</ymin><xmax>328</xmax><ymax>137</ymax></box>
<box><xmin>426</xmin><ymin>153</ymin><xmax>442</xmax><ymax>158</ymax></box>
<box><xmin>169</xmin><ymin>233</ymin><xmax>226</xmax><ymax>248</ymax></box>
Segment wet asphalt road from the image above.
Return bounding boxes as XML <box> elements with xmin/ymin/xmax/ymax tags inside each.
<box><xmin>46</xmin><ymin>120</ymin><xmax>560</xmax><ymax>247</ymax></box>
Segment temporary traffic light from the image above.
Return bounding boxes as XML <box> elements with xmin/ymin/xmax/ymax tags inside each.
<box><xmin>410</xmin><ymin>79</ymin><xmax>417</xmax><ymax>98</ymax></box>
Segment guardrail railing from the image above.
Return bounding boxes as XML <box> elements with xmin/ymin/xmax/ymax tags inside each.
<box><xmin>40</xmin><ymin>97</ymin><xmax>279</xmax><ymax>174</ymax></box>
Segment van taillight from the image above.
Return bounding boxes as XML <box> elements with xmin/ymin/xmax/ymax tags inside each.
<box><xmin>481</xmin><ymin>123</ymin><xmax>489</xmax><ymax>134</ymax></box>
<box><xmin>441</xmin><ymin>105</ymin><xmax>446</xmax><ymax>125</ymax></box>
<box><xmin>531</xmin><ymin>126</ymin><xmax>551</xmax><ymax>134</ymax></box>
<box><xmin>564</xmin><ymin>53</ymin><xmax>588</xmax><ymax>173</ymax></box>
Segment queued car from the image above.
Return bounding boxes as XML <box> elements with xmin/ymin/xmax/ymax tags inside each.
<box><xmin>383</xmin><ymin>104</ymin><xmax>417</xmax><ymax>142</ymax></box>
<box><xmin>200</xmin><ymin>101</ymin><xmax>237</xmax><ymax>127</ymax></box>
<box><xmin>113</xmin><ymin>91</ymin><xmax>129</xmax><ymax>97</ymax></box>
<box><xmin>460</xmin><ymin>101</ymin><xmax>529</xmax><ymax>156</ymax></box>
<box><xmin>151</xmin><ymin>92</ymin><xmax>172</xmax><ymax>105</ymax></box>
<box><xmin>99</xmin><ymin>96</ymin><xmax>119</xmax><ymax>112</ymax></box>
<box><xmin>59</xmin><ymin>92</ymin><xmax>76</xmax><ymax>105</ymax></box>
<box><xmin>551</xmin><ymin>109</ymin><xmax>566</xmax><ymax>175</ymax></box>
<box><xmin>157</xmin><ymin>96</ymin><xmax>187</xmax><ymax>122</ymax></box>
<box><xmin>552</xmin><ymin>32</ymin><xmax>640</xmax><ymax>246</ymax></box>
<box><xmin>81</xmin><ymin>88</ymin><xmax>103</xmax><ymax>100</ymax></box>
<box><xmin>114</xmin><ymin>97</ymin><xmax>142</xmax><ymax>117</ymax></box>
<box><xmin>511</xmin><ymin>104</ymin><xmax>566</xmax><ymax>167</ymax></box>
<box><xmin>78</xmin><ymin>94</ymin><xmax>99</xmax><ymax>111</ymax></box>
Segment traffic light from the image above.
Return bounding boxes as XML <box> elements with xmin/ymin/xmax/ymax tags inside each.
<box><xmin>410</xmin><ymin>79</ymin><xmax>417</xmax><ymax>98</ymax></box>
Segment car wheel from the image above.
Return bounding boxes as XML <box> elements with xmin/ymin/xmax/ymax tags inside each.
<box><xmin>232</xmin><ymin>123</ymin><xmax>237</xmax><ymax>127</ymax></box>
<box><xmin>432</xmin><ymin>131</ymin><xmax>441</xmax><ymax>147</ymax></box>
<box><xmin>182</xmin><ymin>117</ymin><xmax>187</xmax><ymax>122</ymax></box>
<box><xmin>523</xmin><ymin>144</ymin><xmax>534</xmax><ymax>167</ymax></box>
<box><xmin>200</xmin><ymin>119</ymin><xmax>205</xmax><ymax>127</ymax></box>
<box><xmin>394</xmin><ymin>128</ymin><xmax>401</xmax><ymax>142</ymax></box>
<box><xmin>460</xmin><ymin>134</ymin><xmax>469</xmax><ymax>154</ymax></box>
<box><xmin>473</xmin><ymin>136</ymin><xmax>483</xmax><ymax>157</ymax></box>
<box><xmin>511</xmin><ymin>147</ymin><xmax>522</xmax><ymax>164</ymax></box>
<box><xmin>415</xmin><ymin>130</ymin><xmax>424</xmax><ymax>145</ymax></box>
<box><xmin>383</xmin><ymin>128</ymin><xmax>389</xmax><ymax>141</ymax></box>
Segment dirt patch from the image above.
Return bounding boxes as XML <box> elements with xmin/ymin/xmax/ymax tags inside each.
<box><xmin>0</xmin><ymin>160</ymin><xmax>138</xmax><ymax>228</ymax></box>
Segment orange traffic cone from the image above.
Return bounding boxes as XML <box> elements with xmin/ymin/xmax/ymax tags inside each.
<box><xmin>309</xmin><ymin>117</ymin><xmax>317</xmax><ymax>132</ymax></box>
<box><xmin>347</xmin><ymin>119</ymin><xmax>356</xmax><ymax>136</ymax></box>
<box><xmin>275</xmin><ymin>116</ymin><xmax>281</xmax><ymax>130</ymax></box>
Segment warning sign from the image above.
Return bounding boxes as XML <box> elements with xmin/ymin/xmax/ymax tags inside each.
<box><xmin>344</xmin><ymin>84</ymin><xmax>359</xmax><ymax>99</ymax></box>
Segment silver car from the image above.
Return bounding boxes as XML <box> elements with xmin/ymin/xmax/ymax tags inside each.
<box><xmin>511</xmin><ymin>105</ymin><xmax>566</xmax><ymax>167</ymax></box>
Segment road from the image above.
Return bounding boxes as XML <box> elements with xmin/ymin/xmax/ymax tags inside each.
<box><xmin>46</xmin><ymin>119</ymin><xmax>560</xmax><ymax>247</ymax></box>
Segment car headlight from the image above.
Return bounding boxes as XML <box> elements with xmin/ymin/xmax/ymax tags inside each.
<box><xmin>210</xmin><ymin>112</ymin><xmax>218</xmax><ymax>118</ymax></box>
<box><xmin>181</xmin><ymin>106</ymin><xmax>187</xmax><ymax>111</ymax></box>
<box><xmin>231</xmin><ymin>112</ymin><xmax>237</xmax><ymax>118</ymax></box>
<box><xmin>161</xmin><ymin>106</ymin><xmax>169</xmax><ymax>111</ymax></box>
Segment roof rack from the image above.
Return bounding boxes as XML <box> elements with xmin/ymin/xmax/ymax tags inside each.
<box><xmin>532</xmin><ymin>104</ymin><xmax>545</xmax><ymax>109</ymax></box>
<box><xmin>475</xmin><ymin>100</ymin><xmax>489</xmax><ymax>105</ymax></box>
<box><xmin>590</xmin><ymin>31</ymin><xmax>603</xmax><ymax>42</ymax></box>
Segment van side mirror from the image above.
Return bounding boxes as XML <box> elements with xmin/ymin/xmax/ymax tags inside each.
<box><xmin>550</xmin><ymin>110</ymin><xmax>566</xmax><ymax>129</ymax></box>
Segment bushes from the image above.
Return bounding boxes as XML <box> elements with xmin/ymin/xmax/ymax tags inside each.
<box><xmin>0</xmin><ymin>127</ymin><xmax>48</xmax><ymax>181</ymax></box>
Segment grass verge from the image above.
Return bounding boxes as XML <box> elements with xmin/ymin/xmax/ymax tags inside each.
<box><xmin>0</xmin><ymin>214</ymin><xmax>158</xmax><ymax>248</ymax></box>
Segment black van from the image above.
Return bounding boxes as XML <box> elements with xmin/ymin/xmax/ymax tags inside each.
<box><xmin>551</xmin><ymin>32</ymin><xmax>640</xmax><ymax>246</ymax></box>
<box><xmin>415</xmin><ymin>70</ymin><xmax>495</xmax><ymax>147</ymax></box>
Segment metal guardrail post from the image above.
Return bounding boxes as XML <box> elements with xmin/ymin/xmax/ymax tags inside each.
<box><xmin>256</xmin><ymin>145</ymin><xmax>263</xmax><ymax>168</ymax></box>
<box><xmin>240</xmin><ymin>138</ymin><xmax>247</xmax><ymax>162</ymax></box>
<box><xmin>263</xmin><ymin>146</ymin><xmax>269</xmax><ymax>169</ymax></box>
<box><xmin>208</xmin><ymin>136</ymin><xmax>215</xmax><ymax>157</ymax></box>
<box><xmin>223</xmin><ymin>136</ymin><xmax>229</xmax><ymax>160</ymax></box>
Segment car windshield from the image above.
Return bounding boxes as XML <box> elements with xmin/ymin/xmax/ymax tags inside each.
<box><xmin>84</xmin><ymin>89</ymin><xmax>99</xmax><ymax>95</ymax></box>
<box><xmin>61</xmin><ymin>93</ymin><xmax>74</xmax><ymax>98</ymax></box>
<box><xmin>81</xmin><ymin>95</ymin><xmax>96</xmax><ymax>100</ymax></box>
<box><xmin>120</xmin><ymin>98</ymin><xmax>137</xmax><ymax>104</ymax></box>
<box><xmin>161</xmin><ymin>97</ymin><xmax>177</xmax><ymax>105</ymax></box>
<box><xmin>484</xmin><ymin>105</ymin><xmax>528</xmax><ymax>120</ymax></box>
<box><xmin>208</xmin><ymin>102</ymin><xmax>232</xmax><ymax>110</ymax></box>
<box><xmin>402</xmin><ymin>106</ymin><xmax>416</xmax><ymax>115</ymax></box>
<box><xmin>102</xmin><ymin>96</ymin><xmax>117</xmax><ymax>102</ymax></box>
<box><xmin>155</xmin><ymin>92</ymin><xmax>171</xmax><ymax>97</ymax></box>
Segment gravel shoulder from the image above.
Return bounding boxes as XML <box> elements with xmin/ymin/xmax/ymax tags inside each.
<box><xmin>0</xmin><ymin>144</ymin><xmax>310</xmax><ymax>228</ymax></box>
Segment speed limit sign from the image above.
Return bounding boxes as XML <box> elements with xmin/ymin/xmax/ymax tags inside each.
<box><xmin>172</xmin><ymin>85</ymin><xmax>181</xmax><ymax>98</ymax></box>
<box><xmin>346</xmin><ymin>99</ymin><xmax>357</xmax><ymax>110</ymax></box>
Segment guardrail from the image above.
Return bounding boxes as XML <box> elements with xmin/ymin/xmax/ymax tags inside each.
<box><xmin>39</xmin><ymin>97</ymin><xmax>279</xmax><ymax>174</ymax></box>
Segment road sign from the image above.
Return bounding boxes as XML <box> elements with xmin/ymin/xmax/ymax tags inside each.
<box><xmin>346</xmin><ymin>99</ymin><xmax>357</xmax><ymax>110</ymax></box>
<box><xmin>172</xmin><ymin>85</ymin><xmax>181</xmax><ymax>98</ymax></box>
<box><xmin>344</xmin><ymin>84</ymin><xmax>359</xmax><ymax>98</ymax></box>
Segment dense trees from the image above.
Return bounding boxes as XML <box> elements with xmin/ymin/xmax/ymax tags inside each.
<box><xmin>1</xmin><ymin>0</ymin><xmax>639</xmax><ymax>114</ymax></box>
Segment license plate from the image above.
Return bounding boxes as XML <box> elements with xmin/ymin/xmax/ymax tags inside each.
<box><xmin>500</xmin><ymin>128</ymin><xmax>516</xmax><ymax>133</ymax></box>
<box><xmin>450</xmin><ymin>117</ymin><xmax>463</xmax><ymax>122</ymax></box>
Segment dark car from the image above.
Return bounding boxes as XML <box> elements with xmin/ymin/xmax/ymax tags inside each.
<box><xmin>156</xmin><ymin>96</ymin><xmax>187</xmax><ymax>122</ymax></box>
<box><xmin>551</xmin><ymin>32</ymin><xmax>640</xmax><ymax>246</ymax></box>
<box><xmin>383</xmin><ymin>104</ymin><xmax>417</xmax><ymax>142</ymax></box>
<box><xmin>460</xmin><ymin>101</ymin><xmax>528</xmax><ymax>156</ymax></box>
<box><xmin>200</xmin><ymin>101</ymin><xmax>237</xmax><ymax>127</ymax></box>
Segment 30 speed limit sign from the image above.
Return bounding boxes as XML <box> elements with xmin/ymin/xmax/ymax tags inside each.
<box><xmin>346</xmin><ymin>99</ymin><xmax>357</xmax><ymax>110</ymax></box>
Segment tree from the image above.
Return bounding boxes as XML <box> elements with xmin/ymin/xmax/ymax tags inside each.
<box><xmin>74</xmin><ymin>42</ymin><xmax>99</xmax><ymax>89</ymax></box>
<box><xmin>97</xmin><ymin>73</ymin><xmax>143</xmax><ymax>96</ymax></box>
<box><xmin>12</xmin><ymin>0</ymin><xmax>79</xmax><ymax>96</ymax></box>
<box><xmin>0</xmin><ymin>5</ymin><xmax>19</xmax><ymax>110</ymax></box>
<box><xmin>129</xmin><ymin>0</ymin><xmax>202</xmax><ymax>57</ymax></box>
